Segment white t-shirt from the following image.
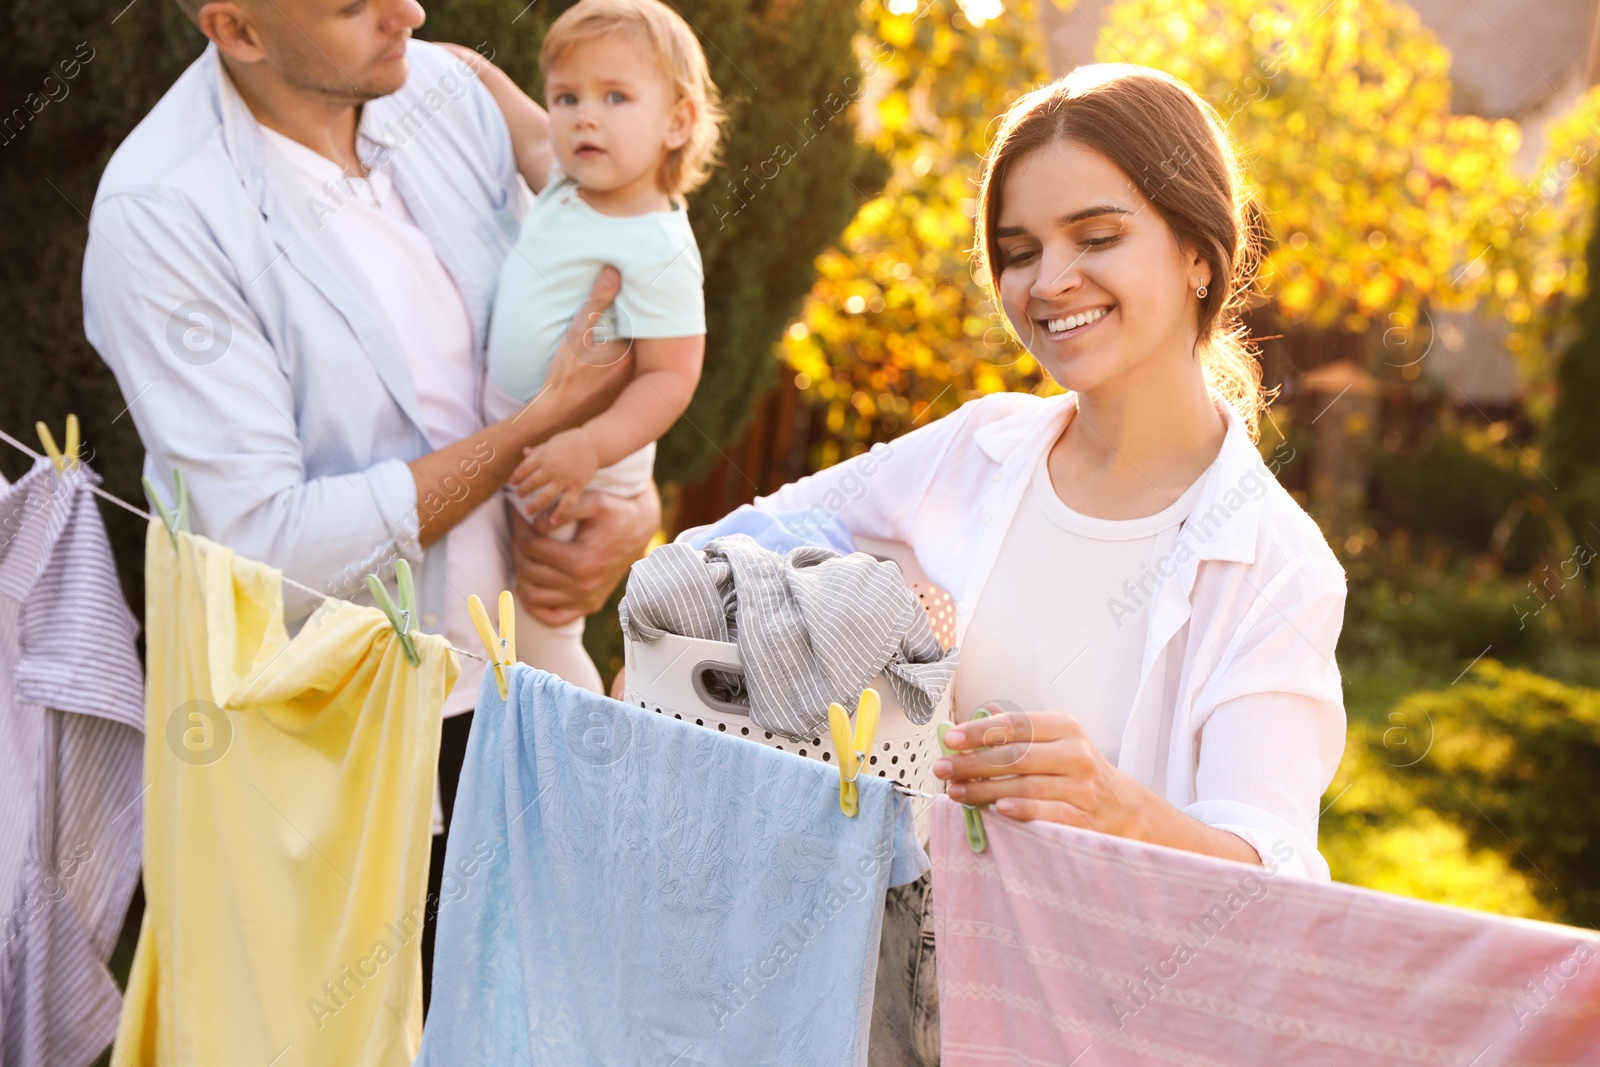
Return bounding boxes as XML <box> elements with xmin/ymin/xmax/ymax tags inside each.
<box><xmin>951</xmin><ymin>448</ymin><xmax>1205</xmax><ymax>763</ymax></box>
<box><xmin>262</xmin><ymin>128</ymin><xmax>509</xmax><ymax>717</ymax></box>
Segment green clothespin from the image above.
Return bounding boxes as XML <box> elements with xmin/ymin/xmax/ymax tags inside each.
<box><xmin>938</xmin><ymin>709</ymin><xmax>990</xmax><ymax>853</ymax></box>
<box><xmin>141</xmin><ymin>469</ymin><xmax>189</xmax><ymax>550</ymax></box>
<box><xmin>365</xmin><ymin>558</ymin><xmax>421</xmax><ymax>667</ymax></box>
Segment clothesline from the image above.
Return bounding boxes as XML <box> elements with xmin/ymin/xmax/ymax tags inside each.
<box><xmin>0</xmin><ymin>425</ymin><xmax>490</xmax><ymax>665</ymax></box>
<box><xmin>0</xmin><ymin>424</ymin><xmax>949</xmax><ymax>805</ymax></box>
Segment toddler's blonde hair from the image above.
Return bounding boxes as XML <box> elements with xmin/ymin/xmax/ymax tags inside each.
<box><xmin>541</xmin><ymin>0</ymin><xmax>726</xmax><ymax>197</ymax></box>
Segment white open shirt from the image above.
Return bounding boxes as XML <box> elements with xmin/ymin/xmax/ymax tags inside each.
<box><xmin>757</xmin><ymin>391</ymin><xmax>1348</xmax><ymax>879</ymax></box>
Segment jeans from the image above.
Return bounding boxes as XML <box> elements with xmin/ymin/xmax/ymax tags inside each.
<box><xmin>869</xmin><ymin>872</ymin><xmax>941</xmax><ymax>1065</ymax></box>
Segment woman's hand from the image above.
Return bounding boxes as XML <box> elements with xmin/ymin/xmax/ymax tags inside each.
<box><xmin>935</xmin><ymin>709</ymin><xmax>1153</xmax><ymax>838</ymax></box>
<box><xmin>510</xmin><ymin>482</ymin><xmax>659</xmax><ymax>626</ymax></box>
<box><xmin>935</xmin><ymin>707</ymin><xmax>1264</xmax><ymax>864</ymax></box>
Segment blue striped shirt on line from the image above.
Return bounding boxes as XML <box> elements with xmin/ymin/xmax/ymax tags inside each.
<box><xmin>0</xmin><ymin>457</ymin><xmax>145</xmax><ymax>1067</ymax></box>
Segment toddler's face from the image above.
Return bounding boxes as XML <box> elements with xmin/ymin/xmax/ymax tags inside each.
<box><xmin>544</xmin><ymin>34</ymin><xmax>690</xmax><ymax>199</ymax></box>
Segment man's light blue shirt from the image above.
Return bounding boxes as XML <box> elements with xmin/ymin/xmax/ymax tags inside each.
<box><xmin>82</xmin><ymin>40</ymin><xmax>522</xmax><ymax>627</ymax></box>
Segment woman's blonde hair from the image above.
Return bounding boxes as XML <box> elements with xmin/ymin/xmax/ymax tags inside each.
<box><xmin>974</xmin><ymin>64</ymin><xmax>1268</xmax><ymax>439</ymax></box>
<box><xmin>540</xmin><ymin>0</ymin><xmax>726</xmax><ymax>197</ymax></box>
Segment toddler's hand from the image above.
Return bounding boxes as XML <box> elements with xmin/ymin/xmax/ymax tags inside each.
<box><xmin>510</xmin><ymin>429</ymin><xmax>601</xmax><ymax>524</ymax></box>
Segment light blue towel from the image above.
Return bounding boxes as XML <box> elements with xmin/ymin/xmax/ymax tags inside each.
<box><xmin>679</xmin><ymin>504</ymin><xmax>857</xmax><ymax>556</ymax></box>
<box><xmin>416</xmin><ymin>666</ymin><xmax>929</xmax><ymax>1066</ymax></box>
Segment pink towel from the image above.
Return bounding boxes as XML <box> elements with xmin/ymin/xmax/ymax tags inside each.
<box><xmin>930</xmin><ymin>798</ymin><xmax>1600</xmax><ymax>1066</ymax></box>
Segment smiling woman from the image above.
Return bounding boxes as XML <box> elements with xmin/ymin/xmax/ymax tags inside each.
<box><xmin>977</xmin><ymin>64</ymin><xmax>1266</xmax><ymax>447</ymax></box>
<box><xmin>751</xmin><ymin>64</ymin><xmax>1346</xmax><ymax>1064</ymax></box>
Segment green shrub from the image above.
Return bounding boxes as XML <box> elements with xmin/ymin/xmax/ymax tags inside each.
<box><xmin>1369</xmin><ymin>421</ymin><xmax>1552</xmax><ymax>568</ymax></box>
<box><xmin>1340</xmin><ymin>550</ymin><xmax>1554</xmax><ymax>667</ymax></box>
<box><xmin>1363</xmin><ymin>662</ymin><xmax>1600</xmax><ymax>926</ymax></box>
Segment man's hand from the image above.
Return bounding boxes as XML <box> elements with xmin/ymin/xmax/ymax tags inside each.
<box><xmin>410</xmin><ymin>270</ymin><xmax>627</xmax><ymax>548</ymax></box>
<box><xmin>524</xmin><ymin>266</ymin><xmax>633</xmax><ymax>430</ymax></box>
<box><xmin>511</xmin><ymin>483</ymin><xmax>660</xmax><ymax>626</ymax></box>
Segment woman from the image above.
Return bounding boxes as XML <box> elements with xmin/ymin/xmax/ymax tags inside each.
<box><xmin>756</xmin><ymin>64</ymin><xmax>1347</xmax><ymax>1063</ymax></box>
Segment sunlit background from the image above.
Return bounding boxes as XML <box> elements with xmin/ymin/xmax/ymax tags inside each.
<box><xmin>747</xmin><ymin>0</ymin><xmax>1600</xmax><ymax>927</ymax></box>
<box><xmin>3</xmin><ymin>0</ymin><xmax>1597</xmax><ymax>972</ymax></box>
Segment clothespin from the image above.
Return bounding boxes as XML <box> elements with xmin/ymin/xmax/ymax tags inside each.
<box><xmin>365</xmin><ymin>558</ymin><xmax>421</xmax><ymax>667</ymax></box>
<box><xmin>827</xmin><ymin>687</ymin><xmax>881</xmax><ymax>817</ymax></box>
<box><xmin>938</xmin><ymin>709</ymin><xmax>990</xmax><ymax>853</ymax></box>
<box><xmin>141</xmin><ymin>469</ymin><xmax>190</xmax><ymax>550</ymax></box>
<box><xmin>467</xmin><ymin>590</ymin><xmax>516</xmax><ymax>699</ymax></box>
<box><xmin>35</xmin><ymin>414</ymin><xmax>80</xmax><ymax>475</ymax></box>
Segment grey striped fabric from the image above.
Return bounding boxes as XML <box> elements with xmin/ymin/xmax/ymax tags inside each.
<box><xmin>619</xmin><ymin>534</ymin><xmax>958</xmax><ymax>739</ymax></box>
<box><xmin>0</xmin><ymin>457</ymin><xmax>145</xmax><ymax>1067</ymax></box>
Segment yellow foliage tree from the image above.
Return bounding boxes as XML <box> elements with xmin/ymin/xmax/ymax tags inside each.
<box><xmin>781</xmin><ymin>0</ymin><xmax>1585</xmax><ymax>464</ymax></box>
<box><xmin>1099</xmin><ymin>0</ymin><xmax>1525</xmax><ymax>334</ymax></box>
<box><xmin>781</xmin><ymin>0</ymin><xmax>1056</xmax><ymax>468</ymax></box>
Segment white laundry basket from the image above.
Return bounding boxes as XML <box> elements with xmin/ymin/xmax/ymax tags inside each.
<box><xmin>622</xmin><ymin>631</ymin><xmax>949</xmax><ymax>797</ymax></box>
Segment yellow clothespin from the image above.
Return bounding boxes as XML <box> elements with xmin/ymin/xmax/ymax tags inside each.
<box><xmin>467</xmin><ymin>590</ymin><xmax>517</xmax><ymax>700</ymax></box>
<box><xmin>827</xmin><ymin>687</ymin><xmax>881</xmax><ymax>817</ymax></box>
<box><xmin>35</xmin><ymin>414</ymin><xmax>80</xmax><ymax>475</ymax></box>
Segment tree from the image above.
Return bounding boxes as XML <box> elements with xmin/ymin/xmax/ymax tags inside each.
<box><xmin>781</xmin><ymin>0</ymin><xmax>1057</xmax><ymax>468</ymax></box>
<box><xmin>782</xmin><ymin>0</ymin><xmax>1560</xmax><ymax>466</ymax></box>
<box><xmin>1099</xmin><ymin>0</ymin><xmax>1522</xmax><ymax>333</ymax></box>
<box><xmin>1542</xmin><ymin>169</ymin><xmax>1600</xmax><ymax>537</ymax></box>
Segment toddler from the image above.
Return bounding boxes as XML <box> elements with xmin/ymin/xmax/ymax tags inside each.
<box><xmin>474</xmin><ymin>0</ymin><xmax>723</xmax><ymax>692</ymax></box>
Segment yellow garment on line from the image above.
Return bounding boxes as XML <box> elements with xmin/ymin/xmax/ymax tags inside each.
<box><xmin>113</xmin><ymin>525</ymin><xmax>457</xmax><ymax>1066</ymax></box>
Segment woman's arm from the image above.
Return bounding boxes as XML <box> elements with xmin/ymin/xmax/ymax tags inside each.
<box><xmin>438</xmin><ymin>43</ymin><xmax>554</xmax><ymax>191</ymax></box>
<box><xmin>936</xmin><ymin>558</ymin><xmax>1347</xmax><ymax>873</ymax></box>
<box><xmin>935</xmin><ymin>711</ymin><xmax>1264</xmax><ymax>865</ymax></box>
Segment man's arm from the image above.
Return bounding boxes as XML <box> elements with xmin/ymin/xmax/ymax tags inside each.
<box><xmin>85</xmin><ymin>193</ymin><xmax>628</xmax><ymax>605</ymax></box>
<box><xmin>85</xmin><ymin>192</ymin><xmax>425</xmax><ymax>611</ymax></box>
<box><xmin>438</xmin><ymin>43</ymin><xmax>554</xmax><ymax>192</ymax></box>
<box><xmin>411</xmin><ymin>267</ymin><xmax>633</xmax><ymax>546</ymax></box>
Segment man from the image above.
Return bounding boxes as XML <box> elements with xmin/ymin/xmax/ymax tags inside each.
<box><xmin>82</xmin><ymin>0</ymin><xmax>657</xmax><ymax>1003</ymax></box>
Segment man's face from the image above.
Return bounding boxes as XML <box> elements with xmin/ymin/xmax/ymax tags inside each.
<box><xmin>245</xmin><ymin>0</ymin><xmax>425</xmax><ymax>103</ymax></box>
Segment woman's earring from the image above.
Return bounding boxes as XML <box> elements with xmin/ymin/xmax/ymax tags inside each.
<box><xmin>1196</xmin><ymin>285</ymin><xmax>1208</xmax><ymax>299</ymax></box>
